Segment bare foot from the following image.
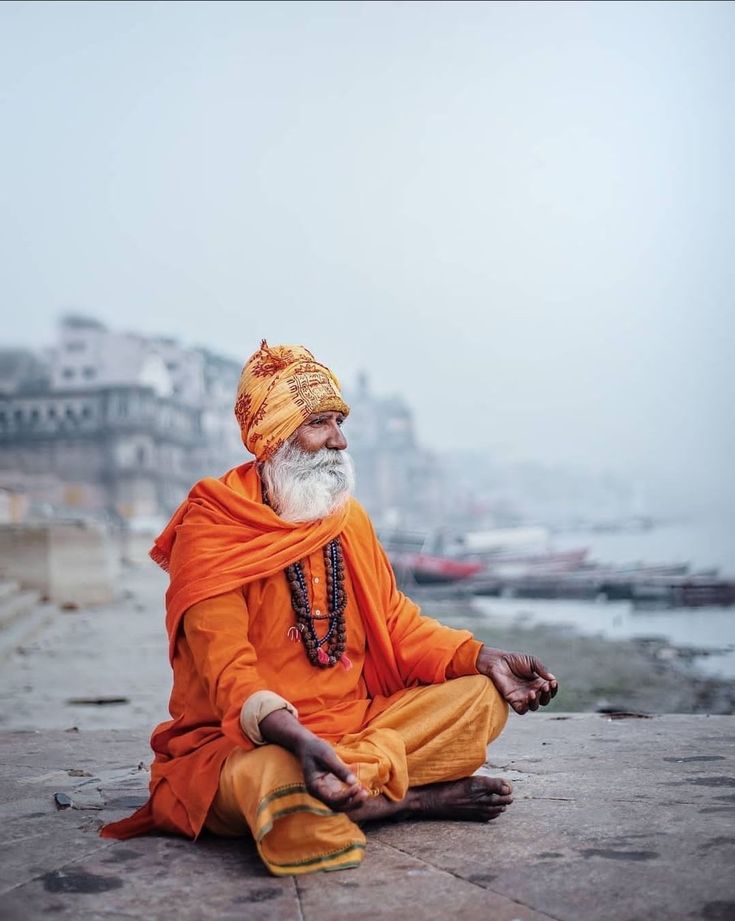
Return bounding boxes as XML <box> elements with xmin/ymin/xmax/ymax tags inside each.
<box><xmin>347</xmin><ymin>776</ymin><xmax>513</xmax><ymax>824</ymax></box>
<box><xmin>415</xmin><ymin>776</ymin><xmax>513</xmax><ymax>822</ymax></box>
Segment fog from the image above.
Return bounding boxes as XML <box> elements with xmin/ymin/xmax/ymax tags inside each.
<box><xmin>1</xmin><ymin>0</ymin><xmax>733</xmax><ymax>513</ymax></box>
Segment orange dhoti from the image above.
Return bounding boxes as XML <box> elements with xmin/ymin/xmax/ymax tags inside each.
<box><xmin>202</xmin><ymin>676</ymin><xmax>508</xmax><ymax>875</ymax></box>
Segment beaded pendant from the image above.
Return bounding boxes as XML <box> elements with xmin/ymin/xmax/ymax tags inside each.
<box><xmin>285</xmin><ymin>537</ymin><xmax>351</xmax><ymax>670</ymax></box>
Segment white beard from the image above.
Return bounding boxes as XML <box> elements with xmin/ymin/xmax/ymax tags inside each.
<box><xmin>261</xmin><ymin>440</ymin><xmax>355</xmax><ymax>523</ymax></box>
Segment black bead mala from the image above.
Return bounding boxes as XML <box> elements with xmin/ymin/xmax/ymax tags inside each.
<box><xmin>285</xmin><ymin>538</ymin><xmax>350</xmax><ymax>669</ymax></box>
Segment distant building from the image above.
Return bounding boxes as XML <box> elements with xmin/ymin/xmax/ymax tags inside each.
<box><xmin>0</xmin><ymin>348</ymin><xmax>51</xmax><ymax>395</ymax></box>
<box><xmin>0</xmin><ymin>315</ymin><xmax>244</xmax><ymax>523</ymax></box>
<box><xmin>0</xmin><ymin>384</ymin><xmax>200</xmax><ymax>520</ymax></box>
<box><xmin>0</xmin><ymin>318</ymin><xmax>447</xmax><ymax>530</ymax></box>
<box><xmin>47</xmin><ymin>314</ymin><xmax>244</xmax><ymax>473</ymax></box>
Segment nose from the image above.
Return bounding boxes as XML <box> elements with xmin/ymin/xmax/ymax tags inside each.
<box><xmin>326</xmin><ymin>422</ymin><xmax>347</xmax><ymax>451</ymax></box>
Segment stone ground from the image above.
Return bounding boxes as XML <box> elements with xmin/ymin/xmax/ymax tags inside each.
<box><xmin>2</xmin><ymin>563</ymin><xmax>735</xmax><ymax>919</ymax></box>
<box><xmin>1</xmin><ymin>715</ymin><xmax>734</xmax><ymax>921</ymax></box>
<box><xmin>0</xmin><ymin>565</ymin><xmax>171</xmax><ymax>733</ymax></box>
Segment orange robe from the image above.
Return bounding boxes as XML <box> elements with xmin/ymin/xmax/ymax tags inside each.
<box><xmin>102</xmin><ymin>462</ymin><xmax>482</xmax><ymax>842</ymax></box>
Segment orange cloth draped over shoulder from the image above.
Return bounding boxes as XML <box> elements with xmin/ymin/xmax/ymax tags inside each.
<box><xmin>101</xmin><ymin>462</ymin><xmax>477</xmax><ymax>841</ymax></box>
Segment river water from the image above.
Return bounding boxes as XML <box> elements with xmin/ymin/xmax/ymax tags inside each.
<box><xmin>473</xmin><ymin>516</ymin><xmax>735</xmax><ymax>680</ymax></box>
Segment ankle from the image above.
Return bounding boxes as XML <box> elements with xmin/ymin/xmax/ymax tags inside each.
<box><xmin>403</xmin><ymin>787</ymin><xmax>427</xmax><ymax>818</ymax></box>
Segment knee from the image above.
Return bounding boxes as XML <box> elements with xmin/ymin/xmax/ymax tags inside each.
<box><xmin>484</xmin><ymin>679</ymin><xmax>509</xmax><ymax>741</ymax></box>
<box><xmin>455</xmin><ymin>673</ymin><xmax>503</xmax><ymax>707</ymax></box>
<box><xmin>464</xmin><ymin>673</ymin><xmax>495</xmax><ymax>697</ymax></box>
<box><xmin>459</xmin><ymin>674</ymin><xmax>509</xmax><ymax>742</ymax></box>
<box><xmin>450</xmin><ymin>673</ymin><xmax>492</xmax><ymax>699</ymax></box>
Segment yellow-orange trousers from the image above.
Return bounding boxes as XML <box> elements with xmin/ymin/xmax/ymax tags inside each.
<box><xmin>204</xmin><ymin>675</ymin><xmax>508</xmax><ymax>875</ymax></box>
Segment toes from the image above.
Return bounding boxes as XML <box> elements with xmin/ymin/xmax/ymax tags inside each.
<box><xmin>483</xmin><ymin>806</ymin><xmax>506</xmax><ymax>822</ymax></box>
<box><xmin>471</xmin><ymin>778</ymin><xmax>514</xmax><ymax>808</ymax></box>
<box><xmin>473</xmin><ymin>777</ymin><xmax>513</xmax><ymax>796</ymax></box>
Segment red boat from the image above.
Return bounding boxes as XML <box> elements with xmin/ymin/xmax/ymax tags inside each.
<box><xmin>389</xmin><ymin>552</ymin><xmax>484</xmax><ymax>585</ymax></box>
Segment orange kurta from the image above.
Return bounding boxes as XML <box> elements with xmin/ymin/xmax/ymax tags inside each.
<box><xmin>102</xmin><ymin>462</ymin><xmax>481</xmax><ymax>841</ymax></box>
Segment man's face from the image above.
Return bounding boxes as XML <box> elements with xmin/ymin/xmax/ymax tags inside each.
<box><xmin>291</xmin><ymin>411</ymin><xmax>348</xmax><ymax>454</ymax></box>
<box><xmin>261</xmin><ymin>413</ymin><xmax>354</xmax><ymax>522</ymax></box>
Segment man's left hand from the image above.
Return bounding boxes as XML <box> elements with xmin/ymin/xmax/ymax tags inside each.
<box><xmin>477</xmin><ymin>647</ymin><xmax>558</xmax><ymax>715</ymax></box>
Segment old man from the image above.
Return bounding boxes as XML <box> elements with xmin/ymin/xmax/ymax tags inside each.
<box><xmin>103</xmin><ymin>341</ymin><xmax>557</xmax><ymax>875</ymax></box>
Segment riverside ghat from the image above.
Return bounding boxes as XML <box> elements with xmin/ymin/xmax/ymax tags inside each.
<box><xmin>1</xmin><ymin>528</ymin><xmax>734</xmax><ymax>919</ymax></box>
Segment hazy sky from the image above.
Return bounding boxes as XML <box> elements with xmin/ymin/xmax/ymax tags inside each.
<box><xmin>1</xmin><ymin>1</ymin><xmax>733</xmax><ymax>510</ymax></box>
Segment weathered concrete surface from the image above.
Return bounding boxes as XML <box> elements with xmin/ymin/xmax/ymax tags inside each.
<box><xmin>0</xmin><ymin>565</ymin><xmax>170</xmax><ymax>729</ymax></box>
<box><xmin>1</xmin><ymin>714</ymin><xmax>734</xmax><ymax>921</ymax></box>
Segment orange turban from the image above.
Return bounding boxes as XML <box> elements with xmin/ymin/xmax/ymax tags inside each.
<box><xmin>234</xmin><ymin>341</ymin><xmax>350</xmax><ymax>460</ymax></box>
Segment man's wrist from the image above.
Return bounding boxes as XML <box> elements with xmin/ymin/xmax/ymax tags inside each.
<box><xmin>477</xmin><ymin>645</ymin><xmax>503</xmax><ymax>676</ymax></box>
<box><xmin>258</xmin><ymin>707</ymin><xmax>317</xmax><ymax>757</ymax></box>
<box><xmin>241</xmin><ymin>690</ymin><xmax>298</xmax><ymax>745</ymax></box>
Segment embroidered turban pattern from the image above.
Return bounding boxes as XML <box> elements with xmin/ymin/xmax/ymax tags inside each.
<box><xmin>234</xmin><ymin>340</ymin><xmax>350</xmax><ymax>460</ymax></box>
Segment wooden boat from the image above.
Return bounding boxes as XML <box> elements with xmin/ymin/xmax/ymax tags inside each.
<box><xmin>389</xmin><ymin>551</ymin><xmax>484</xmax><ymax>585</ymax></box>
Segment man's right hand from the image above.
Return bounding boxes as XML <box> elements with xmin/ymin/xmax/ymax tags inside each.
<box><xmin>259</xmin><ymin>708</ymin><xmax>368</xmax><ymax>812</ymax></box>
<box><xmin>296</xmin><ymin>735</ymin><xmax>368</xmax><ymax>811</ymax></box>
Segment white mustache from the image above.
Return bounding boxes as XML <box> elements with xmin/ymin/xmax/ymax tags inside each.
<box><xmin>298</xmin><ymin>449</ymin><xmax>346</xmax><ymax>471</ymax></box>
<box><xmin>261</xmin><ymin>442</ymin><xmax>355</xmax><ymax>522</ymax></box>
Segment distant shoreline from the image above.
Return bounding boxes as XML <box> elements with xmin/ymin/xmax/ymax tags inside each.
<box><xmin>430</xmin><ymin>599</ymin><xmax>735</xmax><ymax>716</ymax></box>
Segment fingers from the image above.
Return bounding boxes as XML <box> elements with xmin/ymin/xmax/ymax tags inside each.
<box><xmin>340</xmin><ymin>776</ymin><xmax>369</xmax><ymax>810</ymax></box>
<box><xmin>544</xmin><ymin>679</ymin><xmax>559</xmax><ymax>701</ymax></box>
<box><xmin>509</xmin><ymin>681</ymin><xmax>552</xmax><ymax>714</ymax></box>
<box><xmin>502</xmin><ymin>655</ymin><xmax>559</xmax><ymax>711</ymax></box>
<box><xmin>329</xmin><ymin>784</ymin><xmax>367</xmax><ymax>812</ymax></box>
<box><xmin>342</xmin><ymin>784</ymin><xmax>369</xmax><ymax>810</ymax></box>
<box><xmin>525</xmin><ymin>671</ymin><xmax>559</xmax><ymax>709</ymax></box>
<box><xmin>516</xmin><ymin>689</ymin><xmax>539</xmax><ymax>713</ymax></box>
<box><xmin>509</xmin><ymin>695</ymin><xmax>530</xmax><ymax>715</ymax></box>
<box><xmin>530</xmin><ymin>657</ymin><xmax>558</xmax><ymax>690</ymax></box>
<box><xmin>302</xmin><ymin>742</ymin><xmax>369</xmax><ymax>811</ymax></box>
<box><xmin>316</xmin><ymin>745</ymin><xmax>359</xmax><ymax>787</ymax></box>
<box><xmin>306</xmin><ymin>772</ymin><xmax>367</xmax><ymax>810</ymax></box>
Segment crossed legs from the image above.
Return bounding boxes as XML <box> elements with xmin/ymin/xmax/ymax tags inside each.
<box><xmin>206</xmin><ymin>675</ymin><xmax>510</xmax><ymax>875</ymax></box>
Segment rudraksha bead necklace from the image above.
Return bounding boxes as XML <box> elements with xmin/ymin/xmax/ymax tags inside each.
<box><xmin>261</xmin><ymin>477</ymin><xmax>351</xmax><ymax>670</ymax></box>
<box><xmin>285</xmin><ymin>537</ymin><xmax>351</xmax><ymax>670</ymax></box>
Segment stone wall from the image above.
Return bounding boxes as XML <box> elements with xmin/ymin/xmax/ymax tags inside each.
<box><xmin>0</xmin><ymin>522</ymin><xmax>120</xmax><ymax>605</ymax></box>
